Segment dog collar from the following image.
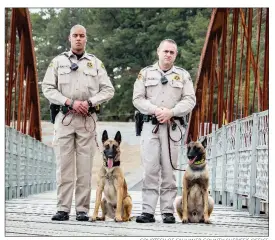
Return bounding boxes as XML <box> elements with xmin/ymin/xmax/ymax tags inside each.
<box><xmin>104</xmin><ymin>161</ymin><xmax>120</xmax><ymax>167</ymax></box>
<box><xmin>194</xmin><ymin>159</ymin><xmax>205</xmax><ymax>165</ymax></box>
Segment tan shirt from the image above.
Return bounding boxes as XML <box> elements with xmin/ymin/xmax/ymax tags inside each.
<box><xmin>42</xmin><ymin>50</ymin><xmax>115</xmax><ymax>106</ymax></box>
<box><xmin>132</xmin><ymin>62</ymin><xmax>196</xmax><ymax>117</ymax></box>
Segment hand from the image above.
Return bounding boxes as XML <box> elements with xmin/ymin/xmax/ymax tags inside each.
<box><xmin>156</xmin><ymin>107</ymin><xmax>173</xmax><ymax>123</ymax></box>
<box><xmin>154</xmin><ymin>107</ymin><xmax>163</xmax><ymax>116</ymax></box>
<box><xmin>80</xmin><ymin>101</ymin><xmax>89</xmax><ymax>113</ymax></box>
<box><xmin>73</xmin><ymin>100</ymin><xmax>87</xmax><ymax>115</ymax></box>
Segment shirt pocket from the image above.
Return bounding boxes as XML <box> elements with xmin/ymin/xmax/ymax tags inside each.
<box><xmin>83</xmin><ymin>69</ymin><xmax>98</xmax><ymax>89</ymax></box>
<box><xmin>168</xmin><ymin>80</ymin><xmax>183</xmax><ymax>101</ymax></box>
<box><xmin>144</xmin><ymin>79</ymin><xmax>159</xmax><ymax>97</ymax></box>
<box><xmin>58</xmin><ymin>68</ymin><xmax>71</xmax><ymax>91</ymax></box>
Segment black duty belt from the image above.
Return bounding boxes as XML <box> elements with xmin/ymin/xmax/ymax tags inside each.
<box><xmin>61</xmin><ymin>106</ymin><xmax>96</xmax><ymax>115</ymax></box>
<box><xmin>143</xmin><ymin>115</ymin><xmax>184</xmax><ymax>125</ymax></box>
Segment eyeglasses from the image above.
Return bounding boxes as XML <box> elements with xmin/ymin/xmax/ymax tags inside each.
<box><xmin>163</xmin><ymin>50</ymin><xmax>175</xmax><ymax>55</ymax></box>
<box><xmin>161</xmin><ymin>76</ymin><xmax>168</xmax><ymax>85</ymax></box>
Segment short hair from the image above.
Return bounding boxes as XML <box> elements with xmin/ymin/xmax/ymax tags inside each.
<box><xmin>158</xmin><ymin>39</ymin><xmax>178</xmax><ymax>50</ymax></box>
<box><xmin>70</xmin><ymin>24</ymin><xmax>86</xmax><ymax>35</ymax></box>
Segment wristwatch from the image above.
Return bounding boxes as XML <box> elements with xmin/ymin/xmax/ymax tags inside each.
<box><xmin>69</xmin><ymin>99</ymin><xmax>74</xmax><ymax>109</ymax></box>
<box><xmin>87</xmin><ymin>100</ymin><xmax>93</xmax><ymax>107</ymax></box>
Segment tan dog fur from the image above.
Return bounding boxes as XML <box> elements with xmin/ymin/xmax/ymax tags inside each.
<box><xmin>90</xmin><ymin>130</ymin><xmax>132</xmax><ymax>222</ymax></box>
<box><xmin>175</xmin><ymin>138</ymin><xmax>214</xmax><ymax>223</ymax></box>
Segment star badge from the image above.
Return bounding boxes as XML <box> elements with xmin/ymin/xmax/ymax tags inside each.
<box><xmin>87</xmin><ymin>62</ymin><xmax>93</xmax><ymax>68</ymax></box>
<box><xmin>173</xmin><ymin>75</ymin><xmax>180</xmax><ymax>80</ymax></box>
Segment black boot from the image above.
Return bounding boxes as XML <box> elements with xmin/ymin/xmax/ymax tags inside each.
<box><xmin>136</xmin><ymin>213</ymin><xmax>155</xmax><ymax>223</ymax></box>
<box><xmin>51</xmin><ymin>211</ymin><xmax>69</xmax><ymax>221</ymax></box>
<box><xmin>76</xmin><ymin>211</ymin><xmax>89</xmax><ymax>221</ymax></box>
<box><xmin>162</xmin><ymin>213</ymin><xmax>175</xmax><ymax>223</ymax></box>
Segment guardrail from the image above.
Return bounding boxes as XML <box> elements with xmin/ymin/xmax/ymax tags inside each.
<box><xmin>5</xmin><ymin>126</ymin><xmax>56</xmax><ymax>200</ymax></box>
<box><xmin>177</xmin><ymin>110</ymin><xmax>268</xmax><ymax>216</ymax></box>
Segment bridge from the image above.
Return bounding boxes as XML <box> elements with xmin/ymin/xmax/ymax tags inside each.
<box><xmin>5</xmin><ymin>8</ymin><xmax>269</xmax><ymax>237</ymax></box>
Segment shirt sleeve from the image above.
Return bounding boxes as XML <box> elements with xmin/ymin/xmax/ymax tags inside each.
<box><xmin>42</xmin><ymin>58</ymin><xmax>68</xmax><ymax>105</ymax></box>
<box><xmin>171</xmin><ymin>71</ymin><xmax>196</xmax><ymax>117</ymax></box>
<box><xmin>88</xmin><ymin>59</ymin><xmax>115</xmax><ymax>106</ymax></box>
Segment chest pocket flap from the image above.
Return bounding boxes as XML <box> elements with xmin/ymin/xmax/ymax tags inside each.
<box><xmin>145</xmin><ymin>79</ymin><xmax>159</xmax><ymax>87</ymax></box>
<box><xmin>84</xmin><ymin>69</ymin><xmax>97</xmax><ymax>76</ymax></box>
<box><xmin>169</xmin><ymin>80</ymin><xmax>183</xmax><ymax>89</ymax></box>
<box><xmin>58</xmin><ymin>67</ymin><xmax>71</xmax><ymax>75</ymax></box>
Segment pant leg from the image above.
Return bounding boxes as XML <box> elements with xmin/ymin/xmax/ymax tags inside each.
<box><xmin>141</xmin><ymin>122</ymin><xmax>161</xmax><ymax>215</ymax></box>
<box><xmin>159</xmin><ymin>122</ymin><xmax>183</xmax><ymax>214</ymax></box>
<box><xmin>74</xmin><ymin>114</ymin><xmax>97</xmax><ymax>213</ymax></box>
<box><xmin>53</xmin><ymin>112</ymin><xmax>76</xmax><ymax>213</ymax></box>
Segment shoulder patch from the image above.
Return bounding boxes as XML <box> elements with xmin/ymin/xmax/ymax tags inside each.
<box><xmin>137</xmin><ymin>73</ymin><xmax>143</xmax><ymax>80</ymax></box>
<box><xmin>48</xmin><ymin>61</ymin><xmax>54</xmax><ymax>68</ymax></box>
<box><xmin>101</xmin><ymin>62</ymin><xmax>105</xmax><ymax>69</ymax></box>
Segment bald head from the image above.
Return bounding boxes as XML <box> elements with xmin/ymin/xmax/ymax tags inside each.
<box><xmin>69</xmin><ymin>24</ymin><xmax>87</xmax><ymax>54</ymax></box>
<box><xmin>70</xmin><ymin>24</ymin><xmax>86</xmax><ymax>36</ymax></box>
<box><xmin>157</xmin><ymin>39</ymin><xmax>178</xmax><ymax>70</ymax></box>
<box><xmin>158</xmin><ymin>39</ymin><xmax>178</xmax><ymax>51</ymax></box>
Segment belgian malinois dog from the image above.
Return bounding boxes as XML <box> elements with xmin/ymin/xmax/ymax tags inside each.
<box><xmin>175</xmin><ymin>137</ymin><xmax>214</xmax><ymax>223</ymax></box>
<box><xmin>90</xmin><ymin>130</ymin><xmax>132</xmax><ymax>222</ymax></box>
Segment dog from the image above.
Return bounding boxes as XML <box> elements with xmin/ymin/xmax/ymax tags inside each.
<box><xmin>90</xmin><ymin>130</ymin><xmax>132</xmax><ymax>222</ymax></box>
<box><xmin>175</xmin><ymin>137</ymin><xmax>214</xmax><ymax>223</ymax></box>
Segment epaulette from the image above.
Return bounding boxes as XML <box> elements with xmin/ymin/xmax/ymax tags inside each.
<box><xmin>175</xmin><ymin>66</ymin><xmax>188</xmax><ymax>74</ymax></box>
<box><xmin>59</xmin><ymin>51</ymin><xmax>69</xmax><ymax>56</ymax></box>
<box><xmin>140</xmin><ymin>65</ymin><xmax>153</xmax><ymax>72</ymax></box>
<box><xmin>87</xmin><ymin>53</ymin><xmax>95</xmax><ymax>58</ymax></box>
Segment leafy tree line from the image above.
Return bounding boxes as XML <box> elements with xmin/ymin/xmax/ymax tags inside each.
<box><xmin>29</xmin><ymin>8</ymin><xmax>212</xmax><ymax>121</ymax></box>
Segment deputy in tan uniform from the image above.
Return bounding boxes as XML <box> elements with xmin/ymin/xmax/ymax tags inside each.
<box><xmin>42</xmin><ymin>24</ymin><xmax>115</xmax><ymax>221</ymax></box>
<box><xmin>133</xmin><ymin>39</ymin><xmax>196</xmax><ymax>223</ymax></box>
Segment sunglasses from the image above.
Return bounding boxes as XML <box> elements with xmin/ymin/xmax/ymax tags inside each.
<box><xmin>163</xmin><ymin>50</ymin><xmax>175</xmax><ymax>55</ymax></box>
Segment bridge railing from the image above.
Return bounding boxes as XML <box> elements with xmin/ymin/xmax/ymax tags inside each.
<box><xmin>177</xmin><ymin>110</ymin><xmax>268</xmax><ymax>216</ymax></box>
<box><xmin>5</xmin><ymin>126</ymin><xmax>56</xmax><ymax>200</ymax></box>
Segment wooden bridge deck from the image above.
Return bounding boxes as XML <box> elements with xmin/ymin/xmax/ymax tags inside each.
<box><xmin>5</xmin><ymin>190</ymin><xmax>268</xmax><ymax>237</ymax></box>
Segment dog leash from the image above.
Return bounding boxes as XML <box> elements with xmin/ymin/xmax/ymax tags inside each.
<box><xmin>167</xmin><ymin>120</ymin><xmax>186</xmax><ymax>172</ymax></box>
<box><xmin>62</xmin><ymin>109</ymin><xmax>96</xmax><ymax>133</ymax></box>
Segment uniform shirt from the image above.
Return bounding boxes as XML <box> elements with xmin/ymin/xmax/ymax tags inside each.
<box><xmin>133</xmin><ymin>62</ymin><xmax>196</xmax><ymax>117</ymax></box>
<box><xmin>42</xmin><ymin>50</ymin><xmax>115</xmax><ymax>106</ymax></box>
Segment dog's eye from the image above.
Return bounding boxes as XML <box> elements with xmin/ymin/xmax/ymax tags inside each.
<box><xmin>105</xmin><ymin>144</ymin><xmax>110</xmax><ymax>149</ymax></box>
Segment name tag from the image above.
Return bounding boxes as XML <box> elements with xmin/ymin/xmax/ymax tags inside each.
<box><xmin>59</xmin><ymin>65</ymin><xmax>70</xmax><ymax>68</ymax></box>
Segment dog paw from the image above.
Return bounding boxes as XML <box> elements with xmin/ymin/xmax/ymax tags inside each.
<box><xmin>90</xmin><ymin>215</ymin><xmax>98</xmax><ymax>222</ymax></box>
<box><xmin>114</xmin><ymin>216</ymin><xmax>123</xmax><ymax>222</ymax></box>
<box><xmin>182</xmin><ymin>217</ymin><xmax>188</xmax><ymax>223</ymax></box>
<box><xmin>204</xmin><ymin>218</ymin><xmax>210</xmax><ymax>224</ymax></box>
<box><xmin>96</xmin><ymin>216</ymin><xmax>105</xmax><ymax>221</ymax></box>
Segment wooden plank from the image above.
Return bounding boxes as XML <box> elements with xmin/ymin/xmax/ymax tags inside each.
<box><xmin>5</xmin><ymin>190</ymin><xmax>268</xmax><ymax>237</ymax></box>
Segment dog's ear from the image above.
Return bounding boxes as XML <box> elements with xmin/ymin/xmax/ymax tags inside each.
<box><xmin>201</xmin><ymin>137</ymin><xmax>207</xmax><ymax>149</ymax></box>
<box><xmin>102</xmin><ymin>130</ymin><xmax>108</xmax><ymax>144</ymax></box>
<box><xmin>114</xmin><ymin>131</ymin><xmax>122</xmax><ymax>145</ymax></box>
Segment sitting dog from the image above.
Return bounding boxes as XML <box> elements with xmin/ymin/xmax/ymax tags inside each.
<box><xmin>175</xmin><ymin>137</ymin><xmax>214</xmax><ymax>223</ymax></box>
<box><xmin>90</xmin><ymin>130</ymin><xmax>132</xmax><ymax>222</ymax></box>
